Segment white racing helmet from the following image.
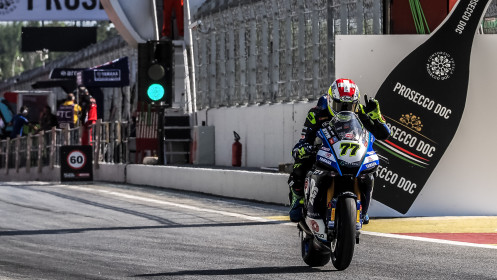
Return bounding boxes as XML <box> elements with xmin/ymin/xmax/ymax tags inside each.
<box><xmin>327</xmin><ymin>78</ymin><xmax>360</xmax><ymax>115</ymax></box>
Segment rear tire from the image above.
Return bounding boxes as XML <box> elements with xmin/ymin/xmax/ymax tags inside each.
<box><xmin>301</xmin><ymin>230</ymin><xmax>331</xmax><ymax>267</ymax></box>
<box><xmin>331</xmin><ymin>197</ymin><xmax>357</xmax><ymax>270</ymax></box>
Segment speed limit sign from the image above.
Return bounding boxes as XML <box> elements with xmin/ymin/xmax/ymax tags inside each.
<box><xmin>60</xmin><ymin>146</ymin><xmax>93</xmax><ymax>181</ymax></box>
<box><xmin>67</xmin><ymin>150</ymin><xmax>86</xmax><ymax>169</ymax></box>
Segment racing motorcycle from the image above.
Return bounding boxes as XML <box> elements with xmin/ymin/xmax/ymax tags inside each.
<box><xmin>298</xmin><ymin>111</ymin><xmax>383</xmax><ymax>270</ymax></box>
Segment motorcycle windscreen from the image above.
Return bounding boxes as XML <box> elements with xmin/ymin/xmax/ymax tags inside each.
<box><xmin>329</xmin><ymin>112</ymin><xmax>369</xmax><ymax>175</ymax></box>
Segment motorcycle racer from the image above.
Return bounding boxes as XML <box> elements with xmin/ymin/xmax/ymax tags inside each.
<box><xmin>288</xmin><ymin>78</ymin><xmax>390</xmax><ymax>223</ymax></box>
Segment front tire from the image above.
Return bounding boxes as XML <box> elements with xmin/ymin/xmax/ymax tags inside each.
<box><xmin>331</xmin><ymin>197</ymin><xmax>357</xmax><ymax>270</ymax></box>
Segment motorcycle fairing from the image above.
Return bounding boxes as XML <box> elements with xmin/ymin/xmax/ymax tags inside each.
<box><xmin>316</xmin><ymin>112</ymin><xmax>380</xmax><ymax>177</ymax></box>
<box><xmin>316</xmin><ymin>130</ymin><xmax>342</xmax><ymax>176</ymax></box>
<box><xmin>356</xmin><ymin>132</ymin><xmax>380</xmax><ymax>177</ymax></box>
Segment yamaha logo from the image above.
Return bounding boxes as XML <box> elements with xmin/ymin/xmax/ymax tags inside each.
<box><xmin>0</xmin><ymin>0</ymin><xmax>19</xmax><ymax>15</ymax></box>
<box><xmin>310</xmin><ymin>220</ymin><xmax>319</xmax><ymax>232</ymax></box>
<box><xmin>426</xmin><ymin>52</ymin><xmax>455</xmax><ymax>80</ymax></box>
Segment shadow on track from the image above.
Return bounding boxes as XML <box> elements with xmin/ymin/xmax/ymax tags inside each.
<box><xmin>0</xmin><ymin>221</ymin><xmax>287</xmax><ymax>236</ymax></box>
<box><xmin>133</xmin><ymin>266</ymin><xmax>335</xmax><ymax>277</ymax></box>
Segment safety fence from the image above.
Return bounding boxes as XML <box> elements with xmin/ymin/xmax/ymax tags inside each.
<box><xmin>0</xmin><ymin>120</ymin><xmax>129</xmax><ymax>174</ymax></box>
<box><xmin>191</xmin><ymin>0</ymin><xmax>497</xmax><ymax>110</ymax></box>
<box><xmin>191</xmin><ymin>0</ymin><xmax>383</xmax><ymax>109</ymax></box>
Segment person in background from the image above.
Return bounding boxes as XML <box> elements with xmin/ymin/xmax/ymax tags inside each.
<box><xmin>0</xmin><ymin>117</ymin><xmax>5</xmax><ymax>139</ymax></box>
<box><xmin>162</xmin><ymin>0</ymin><xmax>184</xmax><ymax>40</ymax></box>
<box><xmin>39</xmin><ymin>105</ymin><xmax>58</xmax><ymax>132</ymax></box>
<box><xmin>79</xmin><ymin>87</ymin><xmax>97</xmax><ymax>145</ymax></box>
<box><xmin>57</xmin><ymin>93</ymin><xmax>81</xmax><ymax>128</ymax></box>
<box><xmin>9</xmin><ymin>105</ymin><xmax>31</xmax><ymax>138</ymax></box>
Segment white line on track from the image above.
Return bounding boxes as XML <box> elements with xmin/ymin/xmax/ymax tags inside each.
<box><xmin>362</xmin><ymin>231</ymin><xmax>497</xmax><ymax>250</ymax></box>
<box><xmin>64</xmin><ymin>185</ymin><xmax>271</xmax><ymax>223</ymax></box>
<box><xmin>62</xmin><ymin>184</ymin><xmax>496</xmax><ymax>250</ymax></box>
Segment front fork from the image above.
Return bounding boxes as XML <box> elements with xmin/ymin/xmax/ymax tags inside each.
<box><xmin>327</xmin><ymin>178</ymin><xmax>363</xmax><ymax>240</ymax></box>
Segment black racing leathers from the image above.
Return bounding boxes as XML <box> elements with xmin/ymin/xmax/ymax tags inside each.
<box><xmin>288</xmin><ymin>97</ymin><xmax>390</xmax><ymax>215</ymax></box>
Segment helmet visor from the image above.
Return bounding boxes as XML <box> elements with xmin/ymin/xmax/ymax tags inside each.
<box><xmin>332</xmin><ymin>100</ymin><xmax>357</xmax><ymax>112</ymax></box>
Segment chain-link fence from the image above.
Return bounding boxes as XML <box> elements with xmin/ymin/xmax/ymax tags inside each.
<box><xmin>192</xmin><ymin>0</ymin><xmax>497</xmax><ymax>110</ymax></box>
<box><xmin>194</xmin><ymin>0</ymin><xmax>382</xmax><ymax>109</ymax></box>
<box><xmin>192</xmin><ymin>0</ymin><xmax>381</xmax><ymax>109</ymax></box>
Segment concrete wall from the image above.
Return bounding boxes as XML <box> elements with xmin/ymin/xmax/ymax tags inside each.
<box><xmin>126</xmin><ymin>165</ymin><xmax>288</xmax><ymax>204</ymax></box>
<box><xmin>196</xmin><ymin>102</ymin><xmax>315</xmax><ymax>168</ymax></box>
<box><xmin>0</xmin><ymin>166</ymin><xmax>60</xmax><ymax>182</ymax></box>
<box><xmin>2</xmin><ymin>161</ymin><xmax>497</xmax><ymax>217</ymax></box>
<box><xmin>0</xmin><ymin>164</ymin><xmax>287</xmax><ymax>205</ymax></box>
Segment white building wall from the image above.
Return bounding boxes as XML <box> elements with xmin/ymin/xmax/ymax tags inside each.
<box><xmin>196</xmin><ymin>101</ymin><xmax>318</xmax><ymax>168</ymax></box>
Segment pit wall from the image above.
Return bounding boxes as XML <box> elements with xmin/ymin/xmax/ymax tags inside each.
<box><xmin>2</xmin><ymin>162</ymin><xmax>497</xmax><ymax>217</ymax></box>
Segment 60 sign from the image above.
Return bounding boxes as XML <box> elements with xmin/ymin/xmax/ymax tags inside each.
<box><xmin>66</xmin><ymin>150</ymin><xmax>86</xmax><ymax>169</ymax></box>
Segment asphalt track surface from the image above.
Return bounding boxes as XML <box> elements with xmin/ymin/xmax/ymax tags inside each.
<box><xmin>0</xmin><ymin>181</ymin><xmax>496</xmax><ymax>280</ymax></box>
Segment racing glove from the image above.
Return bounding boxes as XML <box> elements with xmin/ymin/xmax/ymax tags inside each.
<box><xmin>359</xmin><ymin>94</ymin><xmax>386</xmax><ymax>124</ymax></box>
<box><xmin>292</xmin><ymin>142</ymin><xmax>314</xmax><ymax>160</ymax></box>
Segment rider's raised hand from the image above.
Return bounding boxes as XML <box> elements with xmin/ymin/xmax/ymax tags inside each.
<box><xmin>362</xmin><ymin>94</ymin><xmax>385</xmax><ymax>124</ymax></box>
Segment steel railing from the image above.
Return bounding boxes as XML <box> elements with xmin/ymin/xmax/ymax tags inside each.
<box><xmin>0</xmin><ymin>119</ymin><xmax>129</xmax><ymax>174</ymax></box>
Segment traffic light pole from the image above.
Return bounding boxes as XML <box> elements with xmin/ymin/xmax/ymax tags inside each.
<box><xmin>137</xmin><ymin>40</ymin><xmax>173</xmax><ymax>164</ymax></box>
<box><xmin>156</xmin><ymin>102</ymin><xmax>166</xmax><ymax>165</ymax></box>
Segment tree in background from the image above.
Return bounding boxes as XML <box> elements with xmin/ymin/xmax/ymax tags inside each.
<box><xmin>0</xmin><ymin>21</ymin><xmax>118</xmax><ymax>80</ymax></box>
<box><xmin>0</xmin><ymin>22</ymin><xmax>22</xmax><ymax>80</ymax></box>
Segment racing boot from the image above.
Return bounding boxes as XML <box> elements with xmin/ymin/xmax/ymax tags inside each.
<box><xmin>363</xmin><ymin>213</ymin><xmax>370</xmax><ymax>224</ymax></box>
<box><xmin>360</xmin><ymin>174</ymin><xmax>373</xmax><ymax>225</ymax></box>
<box><xmin>289</xmin><ymin>188</ymin><xmax>304</xmax><ymax>222</ymax></box>
<box><xmin>288</xmin><ymin>174</ymin><xmax>305</xmax><ymax>222</ymax></box>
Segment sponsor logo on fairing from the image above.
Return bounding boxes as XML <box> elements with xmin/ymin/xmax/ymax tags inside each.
<box><xmin>323</xmin><ymin>129</ymin><xmax>331</xmax><ymax>139</ymax></box>
<box><xmin>319</xmin><ymin>157</ymin><xmax>332</xmax><ymax>165</ymax></box>
<box><xmin>363</xmin><ymin>155</ymin><xmax>379</xmax><ymax>164</ymax></box>
<box><xmin>313</xmin><ymin>170</ymin><xmax>324</xmax><ymax>175</ymax></box>
<box><xmin>344</xmin><ymin>132</ymin><xmax>354</xmax><ymax>139</ymax></box>
<box><xmin>339</xmin><ymin>159</ymin><xmax>360</xmax><ymax>167</ymax></box>
<box><xmin>365</xmin><ymin>162</ymin><xmax>377</xmax><ymax>169</ymax></box>
<box><xmin>311</xmin><ymin>220</ymin><xmax>319</xmax><ymax>232</ymax></box>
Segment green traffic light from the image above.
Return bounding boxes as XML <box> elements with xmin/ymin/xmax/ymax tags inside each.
<box><xmin>147</xmin><ymin>84</ymin><xmax>165</xmax><ymax>101</ymax></box>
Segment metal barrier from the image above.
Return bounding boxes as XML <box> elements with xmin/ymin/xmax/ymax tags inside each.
<box><xmin>191</xmin><ymin>0</ymin><xmax>384</xmax><ymax>109</ymax></box>
<box><xmin>0</xmin><ymin>120</ymin><xmax>129</xmax><ymax>174</ymax></box>
<box><xmin>191</xmin><ymin>0</ymin><xmax>497</xmax><ymax>110</ymax></box>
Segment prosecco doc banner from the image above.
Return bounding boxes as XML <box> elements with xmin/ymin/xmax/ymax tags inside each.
<box><xmin>0</xmin><ymin>0</ymin><xmax>108</xmax><ymax>21</ymax></box>
<box><xmin>373</xmin><ymin>0</ymin><xmax>491</xmax><ymax>214</ymax></box>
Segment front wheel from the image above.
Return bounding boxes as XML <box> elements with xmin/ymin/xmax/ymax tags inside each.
<box><xmin>331</xmin><ymin>197</ymin><xmax>357</xmax><ymax>270</ymax></box>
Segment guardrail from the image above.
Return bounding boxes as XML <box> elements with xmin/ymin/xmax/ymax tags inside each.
<box><xmin>0</xmin><ymin>119</ymin><xmax>129</xmax><ymax>174</ymax></box>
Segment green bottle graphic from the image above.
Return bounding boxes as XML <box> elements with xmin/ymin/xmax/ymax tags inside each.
<box><xmin>373</xmin><ymin>0</ymin><xmax>491</xmax><ymax>214</ymax></box>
